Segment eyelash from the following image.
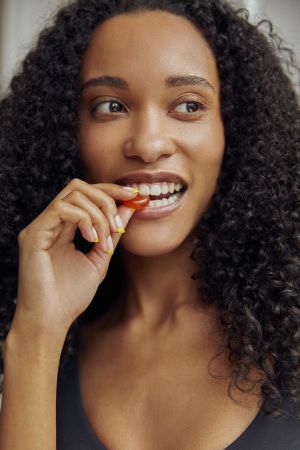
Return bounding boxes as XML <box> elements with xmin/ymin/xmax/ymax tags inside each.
<box><xmin>90</xmin><ymin>99</ymin><xmax>207</xmax><ymax>116</ymax></box>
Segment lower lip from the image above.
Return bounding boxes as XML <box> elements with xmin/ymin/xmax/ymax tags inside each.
<box><xmin>132</xmin><ymin>189</ymin><xmax>186</xmax><ymax>220</ymax></box>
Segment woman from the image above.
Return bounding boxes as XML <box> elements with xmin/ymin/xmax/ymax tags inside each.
<box><xmin>0</xmin><ymin>0</ymin><xmax>299</xmax><ymax>448</ymax></box>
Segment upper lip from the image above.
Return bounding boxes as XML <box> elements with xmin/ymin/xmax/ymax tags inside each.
<box><xmin>114</xmin><ymin>170</ymin><xmax>188</xmax><ymax>187</ymax></box>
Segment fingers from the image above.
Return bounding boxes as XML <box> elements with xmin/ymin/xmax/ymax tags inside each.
<box><xmin>20</xmin><ymin>199</ymin><xmax>100</xmax><ymax>252</ymax></box>
<box><xmin>89</xmin><ymin>205</ymin><xmax>135</xmax><ymax>264</ymax></box>
<box><xmin>52</xmin><ymin>178</ymin><xmax>138</xmax><ymax>204</ymax></box>
<box><xmin>59</xmin><ymin>191</ymin><xmax>115</xmax><ymax>252</ymax></box>
<box><xmin>50</xmin><ymin>179</ymin><xmax>138</xmax><ymax>234</ymax></box>
<box><xmin>109</xmin><ymin>204</ymin><xmax>135</xmax><ymax>247</ymax></box>
<box><xmin>20</xmin><ymin>178</ymin><xmax>138</xmax><ymax>254</ymax></box>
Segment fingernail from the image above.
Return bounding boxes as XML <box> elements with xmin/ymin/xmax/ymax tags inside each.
<box><xmin>123</xmin><ymin>186</ymin><xmax>139</xmax><ymax>193</ymax></box>
<box><xmin>92</xmin><ymin>226</ymin><xmax>99</xmax><ymax>243</ymax></box>
<box><xmin>106</xmin><ymin>235</ymin><xmax>114</xmax><ymax>255</ymax></box>
<box><xmin>114</xmin><ymin>214</ymin><xmax>125</xmax><ymax>233</ymax></box>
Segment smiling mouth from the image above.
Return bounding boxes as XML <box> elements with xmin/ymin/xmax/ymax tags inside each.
<box><xmin>116</xmin><ymin>184</ymin><xmax>187</xmax><ymax>207</ymax></box>
<box><xmin>148</xmin><ymin>185</ymin><xmax>186</xmax><ymax>201</ymax></box>
<box><xmin>132</xmin><ymin>186</ymin><xmax>187</xmax><ymax>219</ymax></box>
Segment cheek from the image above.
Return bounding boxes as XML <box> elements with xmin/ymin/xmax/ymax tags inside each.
<box><xmin>187</xmin><ymin>119</ymin><xmax>225</xmax><ymax>206</ymax></box>
<box><xmin>187</xmin><ymin>118</ymin><xmax>225</xmax><ymax>170</ymax></box>
<box><xmin>78</xmin><ymin>128</ymin><xmax>118</xmax><ymax>183</ymax></box>
<box><xmin>205</xmin><ymin>130</ymin><xmax>225</xmax><ymax>172</ymax></box>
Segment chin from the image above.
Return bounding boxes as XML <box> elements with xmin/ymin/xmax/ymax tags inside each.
<box><xmin>119</xmin><ymin>230</ymin><xmax>188</xmax><ymax>257</ymax></box>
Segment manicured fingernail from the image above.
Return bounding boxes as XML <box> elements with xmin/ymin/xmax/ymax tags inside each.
<box><xmin>106</xmin><ymin>235</ymin><xmax>114</xmax><ymax>254</ymax></box>
<box><xmin>123</xmin><ymin>186</ymin><xmax>139</xmax><ymax>193</ymax></box>
<box><xmin>92</xmin><ymin>226</ymin><xmax>99</xmax><ymax>243</ymax></box>
<box><xmin>114</xmin><ymin>214</ymin><xmax>125</xmax><ymax>233</ymax></box>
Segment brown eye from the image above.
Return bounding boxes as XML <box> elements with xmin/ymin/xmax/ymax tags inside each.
<box><xmin>174</xmin><ymin>101</ymin><xmax>206</xmax><ymax>113</ymax></box>
<box><xmin>91</xmin><ymin>100</ymin><xmax>125</xmax><ymax>114</ymax></box>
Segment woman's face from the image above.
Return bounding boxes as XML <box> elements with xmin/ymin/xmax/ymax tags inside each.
<box><xmin>78</xmin><ymin>10</ymin><xmax>225</xmax><ymax>256</ymax></box>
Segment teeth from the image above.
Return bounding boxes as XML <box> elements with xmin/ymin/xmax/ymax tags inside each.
<box><xmin>126</xmin><ymin>181</ymin><xmax>184</xmax><ymax>196</ymax></box>
<box><xmin>169</xmin><ymin>183</ymin><xmax>175</xmax><ymax>194</ymax></box>
<box><xmin>150</xmin><ymin>184</ymin><xmax>161</xmax><ymax>196</ymax></box>
<box><xmin>161</xmin><ymin>183</ymin><xmax>169</xmax><ymax>195</ymax></box>
<box><xmin>149</xmin><ymin>193</ymin><xmax>179</xmax><ymax>208</ymax></box>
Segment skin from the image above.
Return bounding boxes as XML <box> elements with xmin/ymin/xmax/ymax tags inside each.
<box><xmin>78</xmin><ymin>11</ymin><xmax>262</xmax><ymax>449</ymax></box>
<box><xmin>79</xmin><ymin>9</ymin><xmax>225</xmax><ymax>332</ymax></box>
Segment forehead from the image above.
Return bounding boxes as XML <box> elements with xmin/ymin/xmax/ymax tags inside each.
<box><xmin>80</xmin><ymin>10</ymin><xmax>220</xmax><ymax>91</ymax></box>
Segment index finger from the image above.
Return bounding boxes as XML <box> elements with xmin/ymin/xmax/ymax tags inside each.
<box><xmin>51</xmin><ymin>178</ymin><xmax>138</xmax><ymax>204</ymax></box>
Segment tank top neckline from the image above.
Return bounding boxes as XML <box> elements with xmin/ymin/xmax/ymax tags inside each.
<box><xmin>72</xmin><ymin>349</ymin><xmax>266</xmax><ymax>450</ymax></box>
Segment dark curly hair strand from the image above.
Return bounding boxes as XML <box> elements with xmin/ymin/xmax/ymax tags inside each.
<box><xmin>0</xmin><ymin>0</ymin><xmax>299</xmax><ymax>419</ymax></box>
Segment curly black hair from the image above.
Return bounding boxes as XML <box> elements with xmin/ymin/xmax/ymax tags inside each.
<box><xmin>0</xmin><ymin>0</ymin><xmax>299</xmax><ymax>418</ymax></box>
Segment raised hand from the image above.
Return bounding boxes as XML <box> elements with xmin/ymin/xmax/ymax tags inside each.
<box><xmin>13</xmin><ymin>178</ymin><xmax>138</xmax><ymax>337</ymax></box>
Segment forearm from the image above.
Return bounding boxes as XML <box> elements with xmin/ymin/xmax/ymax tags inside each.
<box><xmin>0</xmin><ymin>327</ymin><xmax>66</xmax><ymax>450</ymax></box>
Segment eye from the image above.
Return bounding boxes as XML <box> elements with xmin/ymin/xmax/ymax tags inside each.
<box><xmin>173</xmin><ymin>101</ymin><xmax>206</xmax><ymax>114</ymax></box>
<box><xmin>91</xmin><ymin>100</ymin><xmax>126</xmax><ymax>114</ymax></box>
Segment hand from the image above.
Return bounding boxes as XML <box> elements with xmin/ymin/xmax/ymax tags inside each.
<box><xmin>13</xmin><ymin>178</ymin><xmax>137</xmax><ymax>337</ymax></box>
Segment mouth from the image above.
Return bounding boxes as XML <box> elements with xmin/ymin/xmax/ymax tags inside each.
<box><xmin>147</xmin><ymin>184</ymin><xmax>187</xmax><ymax>203</ymax></box>
<box><xmin>114</xmin><ymin>170</ymin><xmax>189</xmax><ymax>218</ymax></box>
<box><xmin>114</xmin><ymin>170</ymin><xmax>188</xmax><ymax>188</ymax></box>
<box><xmin>130</xmin><ymin>185</ymin><xmax>187</xmax><ymax>220</ymax></box>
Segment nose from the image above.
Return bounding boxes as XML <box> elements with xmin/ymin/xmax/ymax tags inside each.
<box><xmin>122</xmin><ymin>107</ymin><xmax>176</xmax><ymax>163</ymax></box>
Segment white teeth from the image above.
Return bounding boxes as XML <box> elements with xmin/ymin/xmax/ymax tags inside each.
<box><xmin>150</xmin><ymin>184</ymin><xmax>161</xmax><ymax>196</ymax></box>
<box><xmin>139</xmin><ymin>183</ymin><xmax>150</xmax><ymax>196</ymax></box>
<box><xmin>168</xmin><ymin>182</ymin><xmax>175</xmax><ymax>194</ymax></box>
<box><xmin>149</xmin><ymin>193</ymin><xmax>179</xmax><ymax>208</ymax></box>
<box><xmin>161</xmin><ymin>182</ymin><xmax>169</xmax><ymax>195</ymax></box>
<box><xmin>126</xmin><ymin>181</ymin><xmax>184</xmax><ymax>196</ymax></box>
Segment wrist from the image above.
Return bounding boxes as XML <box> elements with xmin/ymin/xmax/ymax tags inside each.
<box><xmin>4</xmin><ymin>321</ymin><xmax>68</xmax><ymax>364</ymax></box>
<box><xmin>10</xmin><ymin>306</ymin><xmax>70</xmax><ymax>340</ymax></box>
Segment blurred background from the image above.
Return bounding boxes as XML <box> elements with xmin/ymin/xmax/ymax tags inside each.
<box><xmin>0</xmin><ymin>0</ymin><xmax>299</xmax><ymax>95</ymax></box>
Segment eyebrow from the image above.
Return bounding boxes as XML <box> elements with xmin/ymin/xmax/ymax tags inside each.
<box><xmin>80</xmin><ymin>74</ymin><xmax>215</xmax><ymax>94</ymax></box>
<box><xmin>166</xmin><ymin>75</ymin><xmax>215</xmax><ymax>92</ymax></box>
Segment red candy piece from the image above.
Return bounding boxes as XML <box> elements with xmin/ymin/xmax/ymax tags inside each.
<box><xmin>123</xmin><ymin>195</ymin><xmax>150</xmax><ymax>210</ymax></box>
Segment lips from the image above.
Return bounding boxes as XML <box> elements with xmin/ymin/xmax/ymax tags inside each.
<box><xmin>114</xmin><ymin>170</ymin><xmax>188</xmax><ymax>187</ymax></box>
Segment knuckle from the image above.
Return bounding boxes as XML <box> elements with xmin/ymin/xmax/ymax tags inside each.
<box><xmin>69</xmin><ymin>178</ymin><xmax>84</xmax><ymax>190</ymax></box>
<box><xmin>82</xmin><ymin>211</ymin><xmax>92</xmax><ymax>222</ymax></box>
<box><xmin>17</xmin><ymin>228</ymin><xmax>27</xmax><ymax>243</ymax></box>
<box><xmin>111</xmin><ymin>205</ymin><xmax>118</xmax><ymax>216</ymax></box>
<box><xmin>94</xmin><ymin>215</ymin><xmax>109</xmax><ymax>232</ymax></box>
<box><xmin>105</xmin><ymin>198</ymin><xmax>118</xmax><ymax>215</ymax></box>
<box><xmin>103</xmin><ymin>222</ymin><xmax>111</xmax><ymax>235</ymax></box>
<box><xmin>51</xmin><ymin>199</ymin><xmax>63</xmax><ymax>211</ymax></box>
<box><xmin>95</xmin><ymin>218</ymin><xmax>108</xmax><ymax>235</ymax></box>
<box><xmin>94</xmin><ymin>210</ymin><xmax>104</xmax><ymax>224</ymax></box>
<box><xmin>72</xmin><ymin>190</ymin><xmax>84</xmax><ymax>201</ymax></box>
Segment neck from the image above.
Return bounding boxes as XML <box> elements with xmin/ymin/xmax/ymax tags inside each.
<box><xmin>119</xmin><ymin>239</ymin><xmax>205</xmax><ymax>330</ymax></box>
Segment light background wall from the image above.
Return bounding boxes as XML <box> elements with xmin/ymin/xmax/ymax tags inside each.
<box><xmin>0</xmin><ymin>0</ymin><xmax>66</xmax><ymax>95</ymax></box>
<box><xmin>0</xmin><ymin>0</ymin><xmax>299</xmax><ymax>411</ymax></box>
<box><xmin>0</xmin><ymin>0</ymin><xmax>299</xmax><ymax>95</ymax></box>
<box><xmin>240</xmin><ymin>0</ymin><xmax>300</xmax><ymax>91</ymax></box>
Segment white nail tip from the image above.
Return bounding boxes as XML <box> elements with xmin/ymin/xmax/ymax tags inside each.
<box><xmin>92</xmin><ymin>227</ymin><xmax>99</xmax><ymax>241</ymax></box>
<box><xmin>106</xmin><ymin>235</ymin><xmax>114</xmax><ymax>251</ymax></box>
<box><xmin>114</xmin><ymin>214</ymin><xmax>124</xmax><ymax>229</ymax></box>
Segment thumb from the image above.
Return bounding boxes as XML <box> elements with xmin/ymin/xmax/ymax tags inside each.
<box><xmin>117</xmin><ymin>203</ymin><xmax>136</xmax><ymax>229</ymax></box>
<box><xmin>110</xmin><ymin>204</ymin><xmax>136</xmax><ymax>248</ymax></box>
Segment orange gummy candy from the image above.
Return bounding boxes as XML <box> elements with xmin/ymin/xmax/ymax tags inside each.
<box><xmin>123</xmin><ymin>195</ymin><xmax>150</xmax><ymax>210</ymax></box>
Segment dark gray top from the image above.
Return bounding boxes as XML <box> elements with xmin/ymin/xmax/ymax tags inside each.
<box><xmin>56</xmin><ymin>352</ymin><xmax>300</xmax><ymax>450</ymax></box>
